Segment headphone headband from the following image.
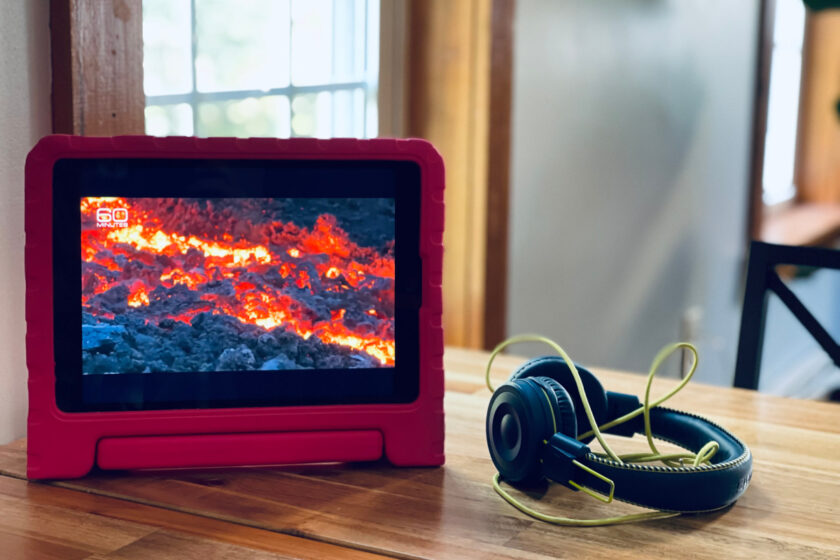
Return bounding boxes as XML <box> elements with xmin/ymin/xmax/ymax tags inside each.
<box><xmin>549</xmin><ymin>407</ymin><xmax>752</xmax><ymax>512</ymax></box>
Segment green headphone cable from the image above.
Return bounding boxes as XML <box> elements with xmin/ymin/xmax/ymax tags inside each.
<box><xmin>491</xmin><ymin>472</ymin><xmax>677</xmax><ymax>526</ymax></box>
<box><xmin>485</xmin><ymin>334</ymin><xmax>718</xmax><ymax>526</ymax></box>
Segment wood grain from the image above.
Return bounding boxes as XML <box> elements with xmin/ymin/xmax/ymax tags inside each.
<box><xmin>2</xmin><ymin>347</ymin><xmax>839</xmax><ymax>558</ymax></box>
<box><xmin>50</xmin><ymin>0</ymin><xmax>145</xmax><ymax>135</ymax></box>
<box><xmin>0</xmin><ymin>474</ymin><xmax>390</xmax><ymax>559</ymax></box>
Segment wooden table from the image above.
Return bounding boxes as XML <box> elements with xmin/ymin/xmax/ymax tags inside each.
<box><xmin>1</xmin><ymin>347</ymin><xmax>839</xmax><ymax>559</ymax></box>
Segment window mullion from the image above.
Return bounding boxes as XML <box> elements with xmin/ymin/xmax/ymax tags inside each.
<box><xmin>190</xmin><ymin>0</ymin><xmax>199</xmax><ymax>136</ymax></box>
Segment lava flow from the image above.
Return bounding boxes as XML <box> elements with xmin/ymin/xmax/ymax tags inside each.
<box><xmin>81</xmin><ymin>197</ymin><xmax>396</xmax><ymax>374</ymax></box>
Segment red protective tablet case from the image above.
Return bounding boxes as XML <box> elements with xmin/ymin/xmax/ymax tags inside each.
<box><xmin>25</xmin><ymin>135</ymin><xmax>445</xmax><ymax>479</ymax></box>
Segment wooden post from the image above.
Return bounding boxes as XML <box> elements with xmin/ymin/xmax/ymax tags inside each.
<box><xmin>406</xmin><ymin>0</ymin><xmax>513</xmax><ymax>349</ymax></box>
<box><xmin>50</xmin><ymin>0</ymin><xmax>145</xmax><ymax>135</ymax></box>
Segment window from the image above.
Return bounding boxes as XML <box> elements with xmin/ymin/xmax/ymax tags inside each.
<box><xmin>49</xmin><ymin>0</ymin><xmax>513</xmax><ymax>350</ymax></box>
<box><xmin>142</xmin><ymin>0</ymin><xmax>380</xmax><ymax>139</ymax></box>
<box><xmin>750</xmin><ymin>0</ymin><xmax>840</xmax><ymax>246</ymax></box>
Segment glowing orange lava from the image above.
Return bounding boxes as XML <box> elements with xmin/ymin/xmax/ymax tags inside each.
<box><xmin>81</xmin><ymin>197</ymin><xmax>395</xmax><ymax>365</ymax></box>
<box><xmin>127</xmin><ymin>283</ymin><xmax>150</xmax><ymax>308</ymax></box>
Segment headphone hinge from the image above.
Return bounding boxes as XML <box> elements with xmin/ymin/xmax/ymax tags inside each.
<box><xmin>604</xmin><ymin>391</ymin><xmax>643</xmax><ymax>437</ymax></box>
<box><xmin>542</xmin><ymin>434</ymin><xmax>590</xmax><ymax>490</ymax></box>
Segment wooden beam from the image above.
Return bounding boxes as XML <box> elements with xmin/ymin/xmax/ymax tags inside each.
<box><xmin>50</xmin><ymin>0</ymin><xmax>145</xmax><ymax>135</ymax></box>
<box><xmin>482</xmin><ymin>0</ymin><xmax>514</xmax><ymax>349</ymax></box>
<box><xmin>795</xmin><ymin>9</ymin><xmax>840</xmax><ymax>204</ymax></box>
<box><xmin>406</xmin><ymin>0</ymin><xmax>512</xmax><ymax>349</ymax></box>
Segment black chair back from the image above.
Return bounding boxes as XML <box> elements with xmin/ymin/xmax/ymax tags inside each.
<box><xmin>734</xmin><ymin>241</ymin><xmax>840</xmax><ymax>389</ymax></box>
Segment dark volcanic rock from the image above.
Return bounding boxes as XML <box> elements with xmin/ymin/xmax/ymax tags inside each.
<box><xmin>260</xmin><ymin>354</ymin><xmax>300</xmax><ymax>370</ymax></box>
<box><xmin>82</xmin><ymin>324</ymin><xmax>127</xmax><ymax>353</ymax></box>
<box><xmin>217</xmin><ymin>345</ymin><xmax>256</xmax><ymax>371</ymax></box>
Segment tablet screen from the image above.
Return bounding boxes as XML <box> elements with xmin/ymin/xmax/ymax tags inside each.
<box><xmin>53</xmin><ymin>159</ymin><xmax>420</xmax><ymax>411</ymax></box>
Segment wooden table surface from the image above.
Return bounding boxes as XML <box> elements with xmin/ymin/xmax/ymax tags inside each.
<box><xmin>1</xmin><ymin>347</ymin><xmax>839</xmax><ymax>559</ymax></box>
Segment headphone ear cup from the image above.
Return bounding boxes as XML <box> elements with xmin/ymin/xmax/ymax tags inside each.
<box><xmin>510</xmin><ymin>356</ymin><xmax>608</xmax><ymax>437</ymax></box>
<box><xmin>529</xmin><ymin>376</ymin><xmax>578</xmax><ymax>441</ymax></box>
<box><xmin>486</xmin><ymin>379</ymin><xmax>555</xmax><ymax>483</ymax></box>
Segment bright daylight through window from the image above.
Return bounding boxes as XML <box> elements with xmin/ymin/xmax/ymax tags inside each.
<box><xmin>761</xmin><ymin>0</ymin><xmax>806</xmax><ymax>206</ymax></box>
<box><xmin>142</xmin><ymin>0</ymin><xmax>380</xmax><ymax>139</ymax></box>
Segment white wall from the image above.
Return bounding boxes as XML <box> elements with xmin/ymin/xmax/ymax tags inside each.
<box><xmin>508</xmin><ymin>0</ymin><xmax>760</xmax><ymax>384</ymax></box>
<box><xmin>0</xmin><ymin>1</ymin><xmax>51</xmax><ymax>443</ymax></box>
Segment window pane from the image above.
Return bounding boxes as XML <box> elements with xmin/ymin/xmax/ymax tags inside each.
<box><xmin>291</xmin><ymin>92</ymin><xmax>332</xmax><ymax>137</ymax></box>
<box><xmin>195</xmin><ymin>0</ymin><xmax>290</xmax><ymax>92</ymax></box>
<box><xmin>144</xmin><ymin>0</ymin><xmax>379</xmax><ymax>139</ymax></box>
<box><xmin>763</xmin><ymin>49</ymin><xmax>803</xmax><ymax>206</ymax></box>
<box><xmin>774</xmin><ymin>0</ymin><xmax>806</xmax><ymax>49</ymax></box>
<box><xmin>332</xmin><ymin>88</ymin><xmax>365</xmax><ymax>137</ymax></box>
<box><xmin>366</xmin><ymin>88</ymin><xmax>377</xmax><ymax>138</ymax></box>
<box><xmin>145</xmin><ymin>103</ymin><xmax>194</xmax><ymax>136</ymax></box>
<box><xmin>291</xmin><ymin>0</ymin><xmax>334</xmax><ymax>86</ymax></box>
<box><xmin>143</xmin><ymin>0</ymin><xmax>192</xmax><ymax>96</ymax></box>
<box><xmin>332</xmin><ymin>0</ymin><xmax>367</xmax><ymax>82</ymax></box>
<box><xmin>762</xmin><ymin>0</ymin><xmax>806</xmax><ymax>206</ymax></box>
<box><xmin>197</xmin><ymin>96</ymin><xmax>291</xmax><ymax>138</ymax></box>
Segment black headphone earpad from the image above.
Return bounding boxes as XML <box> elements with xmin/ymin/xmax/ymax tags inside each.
<box><xmin>486</xmin><ymin>379</ymin><xmax>560</xmax><ymax>483</ymax></box>
<box><xmin>511</xmin><ymin>356</ymin><xmax>609</xmax><ymax>438</ymax></box>
<box><xmin>529</xmin><ymin>376</ymin><xmax>578</xmax><ymax>441</ymax></box>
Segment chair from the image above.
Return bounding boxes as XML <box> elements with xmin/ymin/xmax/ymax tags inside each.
<box><xmin>733</xmin><ymin>241</ymin><xmax>840</xmax><ymax>389</ymax></box>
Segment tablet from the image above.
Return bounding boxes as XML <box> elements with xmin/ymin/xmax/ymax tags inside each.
<box><xmin>26</xmin><ymin>136</ymin><xmax>444</xmax><ymax>478</ymax></box>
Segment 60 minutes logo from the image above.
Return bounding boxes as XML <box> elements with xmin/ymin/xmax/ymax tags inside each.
<box><xmin>96</xmin><ymin>207</ymin><xmax>129</xmax><ymax>228</ymax></box>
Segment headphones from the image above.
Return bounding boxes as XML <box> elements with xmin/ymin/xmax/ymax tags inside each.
<box><xmin>485</xmin><ymin>335</ymin><xmax>752</xmax><ymax>526</ymax></box>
